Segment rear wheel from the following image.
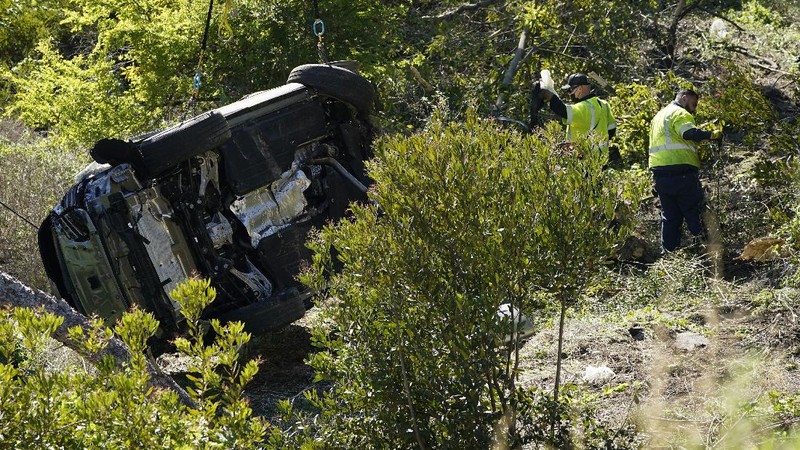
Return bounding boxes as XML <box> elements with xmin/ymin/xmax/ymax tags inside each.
<box><xmin>287</xmin><ymin>64</ymin><xmax>376</xmax><ymax>116</ymax></box>
<box><xmin>135</xmin><ymin>111</ymin><xmax>231</xmax><ymax>177</ymax></box>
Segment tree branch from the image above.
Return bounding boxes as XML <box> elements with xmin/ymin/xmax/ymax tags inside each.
<box><xmin>423</xmin><ymin>0</ymin><xmax>502</xmax><ymax>20</ymax></box>
<box><xmin>408</xmin><ymin>65</ymin><xmax>434</xmax><ymax>92</ymax></box>
<box><xmin>695</xmin><ymin>6</ymin><xmax>745</xmax><ymax>32</ymax></box>
<box><xmin>495</xmin><ymin>27</ymin><xmax>529</xmax><ymax>112</ymax></box>
<box><xmin>666</xmin><ymin>0</ymin><xmax>687</xmax><ymax>62</ymax></box>
<box><xmin>0</xmin><ymin>271</ymin><xmax>195</xmax><ymax>408</ymax></box>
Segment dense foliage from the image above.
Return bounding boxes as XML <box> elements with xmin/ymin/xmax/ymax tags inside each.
<box><xmin>0</xmin><ymin>138</ymin><xmax>84</xmax><ymax>288</ymax></box>
<box><xmin>295</xmin><ymin>118</ymin><xmax>645</xmax><ymax>447</ymax></box>
<box><xmin>0</xmin><ymin>278</ymin><xmax>266</xmax><ymax>448</ymax></box>
<box><xmin>0</xmin><ymin>0</ymin><xmax>403</xmax><ymax>147</ymax></box>
<box><xmin>0</xmin><ymin>0</ymin><xmax>799</xmax><ymax>447</ymax></box>
<box><xmin>5</xmin><ymin>0</ymin><xmax>794</xmax><ymax>144</ymax></box>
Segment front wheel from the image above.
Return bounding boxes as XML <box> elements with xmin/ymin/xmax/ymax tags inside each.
<box><xmin>287</xmin><ymin>63</ymin><xmax>376</xmax><ymax>116</ymax></box>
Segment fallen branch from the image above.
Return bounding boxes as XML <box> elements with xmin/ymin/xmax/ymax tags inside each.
<box><xmin>495</xmin><ymin>27</ymin><xmax>529</xmax><ymax>112</ymax></box>
<box><xmin>716</xmin><ymin>53</ymin><xmax>793</xmax><ymax>76</ymax></box>
<box><xmin>423</xmin><ymin>0</ymin><xmax>501</xmax><ymax>20</ymax></box>
<box><xmin>408</xmin><ymin>65</ymin><xmax>434</xmax><ymax>92</ymax></box>
<box><xmin>696</xmin><ymin>6</ymin><xmax>745</xmax><ymax>32</ymax></box>
<box><xmin>0</xmin><ymin>271</ymin><xmax>195</xmax><ymax>408</ymax></box>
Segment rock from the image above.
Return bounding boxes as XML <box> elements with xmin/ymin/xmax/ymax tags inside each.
<box><xmin>156</xmin><ymin>352</ymin><xmax>193</xmax><ymax>375</ymax></box>
<box><xmin>628</xmin><ymin>325</ymin><xmax>646</xmax><ymax>341</ymax></box>
<box><xmin>0</xmin><ymin>271</ymin><xmax>195</xmax><ymax>406</ymax></box>
<box><xmin>583</xmin><ymin>365</ymin><xmax>615</xmax><ymax>384</ymax></box>
<box><xmin>674</xmin><ymin>332</ymin><xmax>710</xmax><ymax>351</ymax></box>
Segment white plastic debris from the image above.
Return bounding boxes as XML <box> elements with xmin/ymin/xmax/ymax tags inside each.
<box><xmin>497</xmin><ymin>303</ymin><xmax>536</xmax><ymax>343</ymax></box>
<box><xmin>709</xmin><ymin>18</ymin><xmax>728</xmax><ymax>40</ymax></box>
<box><xmin>582</xmin><ymin>365</ymin><xmax>615</xmax><ymax>384</ymax></box>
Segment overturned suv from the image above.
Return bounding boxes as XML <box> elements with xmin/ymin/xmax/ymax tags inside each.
<box><xmin>38</xmin><ymin>64</ymin><xmax>375</xmax><ymax>340</ymax></box>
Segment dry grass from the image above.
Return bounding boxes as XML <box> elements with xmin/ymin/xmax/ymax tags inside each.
<box><xmin>0</xmin><ymin>137</ymin><xmax>86</xmax><ymax>290</ymax></box>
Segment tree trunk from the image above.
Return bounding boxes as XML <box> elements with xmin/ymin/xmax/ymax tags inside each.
<box><xmin>665</xmin><ymin>0</ymin><xmax>686</xmax><ymax>64</ymax></box>
<box><xmin>550</xmin><ymin>298</ymin><xmax>567</xmax><ymax>439</ymax></box>
<box><xmin>0</xmin><ymin>271</ymin><xmax>195</xmax><ymax>407</ymax></box>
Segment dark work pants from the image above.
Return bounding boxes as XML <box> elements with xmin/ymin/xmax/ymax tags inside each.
<box><xmin>653</xmin><ymin>171</ymin><xmax>705</xmax><ymax>252</ymax></box>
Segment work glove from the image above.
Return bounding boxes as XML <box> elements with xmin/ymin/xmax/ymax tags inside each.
<box><xmin>539</xmin><ymin>69</ymin><xmax>556</xmax><ymax>94</ymax></box>
<box><xmin>710</xmin><ymin>129</ymin><xmax>722</xmax><ymax>140</ymax></box>
<box><xmin>535</xmin><ymin>82</ymin><xmax>553</xmax><ymax>101</ymax></box>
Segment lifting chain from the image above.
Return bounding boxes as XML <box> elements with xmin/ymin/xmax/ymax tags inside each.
<box><xmin>183</xmin><ymin>0</ymin><xmax>216</xmax><ymax>119</ymax></box>
<box><xmin>184</xmin><ymin>0</ymin><xmax>232</xmax><ymax>119</ymax></box>
<box><xmin>312</xmin><ymin>0</ymin><xmax>329</xmax><ymax>63</ymax></box>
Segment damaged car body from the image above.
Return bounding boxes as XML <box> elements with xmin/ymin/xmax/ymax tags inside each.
<box><xmin>38</xmin><ymin>64</ymin><xmax>375</xmax><ymax>341</ymax></box>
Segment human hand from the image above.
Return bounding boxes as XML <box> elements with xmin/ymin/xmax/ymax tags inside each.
<box><xmin>533</xmin><ymin>81</ymin><xmax>553</xmax><ymax>100</ymax></box>
<box><xmin>710</xmin><ymin>129</ymin><xmax>722</xmax><ymax>140</ymax></box>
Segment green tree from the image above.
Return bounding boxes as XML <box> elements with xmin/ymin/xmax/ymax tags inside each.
<box><xmin>2</xmin><ymin>0</ymin><xmax>220</xmax><ymax>147</ymax></box>
<box><xmin>0</xmin><ymin>0</ymin><xmax>70</xmax><ymax>65</ymax></box>
<box><xmin>300</xmin><ymin>114</ymin><xmax>646</xmax><ymax>447</ymax></box>
<box><xmin>0</xmin><ymin>0</ymin><xmax>404</xmax><ymax>147</ymax></box>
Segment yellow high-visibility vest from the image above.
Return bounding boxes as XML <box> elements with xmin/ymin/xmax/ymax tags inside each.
<box><xmin>564</xmin><ymin>97</ymin><xmax>616</xmax><ymax>149</ymax></box>
<box><xmin>648</xmin><ymin>102</ymin><xmax>700</xmax><ymax>168</ymax></box>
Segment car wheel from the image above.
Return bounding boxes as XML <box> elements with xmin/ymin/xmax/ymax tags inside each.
<box><xmin>287</xmin><ymin>63</ymin><xmax>376</xmax><ymax>116</ymax></box>
<box><xmin>135</xmin><ymin>111</ymin><xmax>231</xmax><ymax>177</ymax></box>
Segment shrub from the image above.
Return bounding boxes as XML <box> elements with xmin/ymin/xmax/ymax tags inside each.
<box><xmin>297</xmin><ymin>113</ymin><xmax>646</xmax><ymax>447</ymax></box>
<box><xmin>703</xmin><ymin>62</ymin><xmax>777</xmax><ymax>137</ymax></box>
<box><xmin>0</xmin><ymin>278</ymin><xmax>267</xmax><ymax>448</ymax></box>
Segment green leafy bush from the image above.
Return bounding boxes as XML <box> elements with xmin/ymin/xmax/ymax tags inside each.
<box><xmin>703</xmin><ymin>62</ymin><xmax>777</xmax><ymax>137</ymax></box>
<box><xmin>515</xmin><ymin>385</ymin><xmax>641</xmax><ymax>449</ymax></box>
<box><xmin>734</xmin><ymin>0</ymin><xmax>790</xmax><ymax>27</ymax></box>
<box><xmin>0</xmin><ymin>0</ymin><xmax>70</xmax><ymax>66</ymax></box>
<box><xmin>0</xmin><ymin>278</ymin><xmax>267</xmax><ymax>448</ymax></box>
<box><xmin>608</xmin><ymin>82</ymin><xmax>660</xmax><ymax>166</ymax></box>
<box><xmin>1</xmin><ymin>0</ymin><xmax>404</xmax><ymax>146</ymax></box>
<box><xmin>1</xmin><ymin>1</ymin><xmax>208</xmax><ymax>147</ymax></box>
<box><xmin>296</xmin><ymin>114</ymin><xmax>646</xmax><ymax>447</ymax></box>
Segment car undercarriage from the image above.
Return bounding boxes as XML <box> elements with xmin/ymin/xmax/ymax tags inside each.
<box><xmin>38</xmin><ymin>64</ymin><xmax>376</xmax><ymax>343</ymax></box>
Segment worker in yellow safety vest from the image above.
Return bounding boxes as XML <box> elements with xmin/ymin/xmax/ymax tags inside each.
<box><xmin>538</xmin><ymin>73</ymin><xmax>617</xmax><ymax>153</ymax></box>
<box><xmin>649</xmin><ymin>88</ymin><xmax>722</xmax><ymax>253</ymax></box>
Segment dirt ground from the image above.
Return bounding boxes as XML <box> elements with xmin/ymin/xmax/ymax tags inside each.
<box><xmin>155</xmin><ymin>310</ymin><xmax>322</xmax><ymax>419</ymax></box>
<box><xmin>243</xmin><ymin>320</ymin><xmax>320</xmax><ymax>418</ymax></box>
<box><xmin>150</xmin><ymin>253</ymin><xmax>800</xmax><ymax>446</ymax></box>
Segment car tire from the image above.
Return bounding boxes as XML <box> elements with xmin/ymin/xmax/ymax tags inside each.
<box><xmin>287</xmin><ymin>63</ymin><xmax>376</xmax><ymax>116</ymax></box>
<box><xmin>135</xmin><ymin>111</ymin><xmax>231</xmax><ymax>177</ymax></box>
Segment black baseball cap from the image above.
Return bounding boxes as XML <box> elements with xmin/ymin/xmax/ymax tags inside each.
<box><xmin>561</xmin><ymin>73</ymin><xmax>590</xmax><ymax>90</ymax></box>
